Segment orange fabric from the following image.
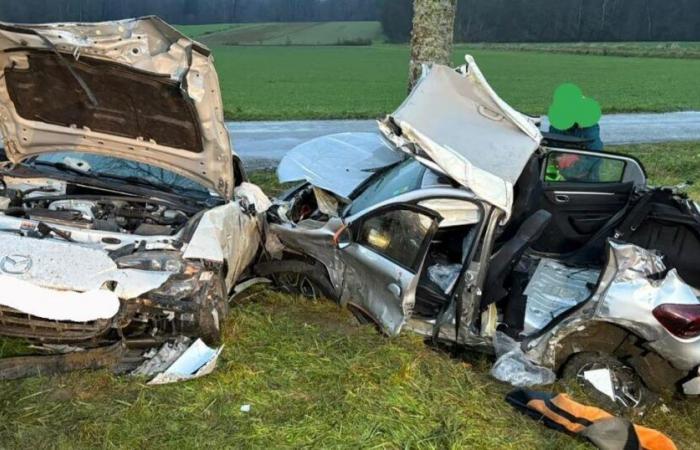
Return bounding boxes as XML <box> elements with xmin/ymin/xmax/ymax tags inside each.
<box><xmin>633</xmin><ymin>425</ymin><xmax>677</xmax><ymax>450</ymax></box>
<box><xmin>526</xmin><ymin>399</ymin><xmax>586</xmax><ymax>433</ymax></box>
<box><xmin>550</xmin><ymin>394</ymin><xmax>613</xmax><ymax>423</ymax></box>
<box><xmin>531</xmin><ymin>394</ymin><xmax>676</xmax><ymax>450</ymax></box>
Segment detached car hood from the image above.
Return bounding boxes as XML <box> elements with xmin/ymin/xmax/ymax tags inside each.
<box><xmin>380</xmin><ymin>55</ymin><xmax>542</xmax><ymax>215</ymax></box>
<box><xmin>277</xmin><ymin>132</ymin><xmax>403</xmax><ymax>200</ymax></box>
<box><xmin>0</xmin><ymin>17</ymin><xmax>235</xmax><ymax>198</ymax></box>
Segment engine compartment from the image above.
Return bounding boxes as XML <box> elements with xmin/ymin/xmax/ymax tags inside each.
<box><xmin>0</xmin><ymin>175</ymin><xmax>194</xmax><ymax>236</ymax></box>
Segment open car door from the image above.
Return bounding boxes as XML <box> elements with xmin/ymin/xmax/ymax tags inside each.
<box><xmin>338</xmin><ymin>204</ymin><xmax>441</xmax><ymax>335</ymax></box>
<box><xmin>533</xmin><ymin>148</ymin><xmax>647</xmax><ymax>254</ymax></box>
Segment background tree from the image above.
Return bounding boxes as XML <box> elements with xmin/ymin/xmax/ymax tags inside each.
<box><xmin>407</xmin><ymin>0</ymin><xmax>457</xmax><ymax>92</ymax></box>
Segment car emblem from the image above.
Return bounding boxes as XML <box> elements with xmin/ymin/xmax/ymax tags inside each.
<box><xmin>0</xmin><ymin>254</ymin><xmax>33</xmax><ymax>274</ymax></box>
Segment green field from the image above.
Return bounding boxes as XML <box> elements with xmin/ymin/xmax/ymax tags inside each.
<box><xmin>1</xmin><ymin>141</ymin><xmax>699</xmax><ymax>449</ymax></box>
<box><xmin>207</xmin><ymin>44</ymin><xmax>700</xmax><ymax>120</ymax></box>
<box><xmin>170</xmin><ymin>23</ymin><xmax>700</xmax><ymax>120</ymax></box>
<box><xmin>178</xmin><ymin>21</ymin><xmax>384</xmax><ymax>45</ymax></box>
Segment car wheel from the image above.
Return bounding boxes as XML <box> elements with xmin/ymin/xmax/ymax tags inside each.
<box><xmin>272</xmin><ymin>271</ymin><xmax>324</xmax><ymax>300</ymax></box>
<box><xmin>562</xmin><ymin>352</ymin><xmax>653</xmax><ymax>410</ymax></box>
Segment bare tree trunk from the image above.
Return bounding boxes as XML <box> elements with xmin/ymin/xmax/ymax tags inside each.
<box><xmin>408</xmin><ymin>0</ymin><xmax>457</xmax><ymax>92</ymax></box>
<box><xmin>601</xmin><ymin>0</ymin><xmax>608</xmax><ymax>30</ymax></box>
<box><xmin>576</xmin><ymin>0</ymin><xmax>584</xmax><ymax>40</ymax></box>
<box><xmin>645</xmin><ymin>0</ymin><xmax>653</xmax><ymax>39</ymax></box>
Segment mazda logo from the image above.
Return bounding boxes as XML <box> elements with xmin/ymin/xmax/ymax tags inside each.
<box><xmin>0</xmin><ymin>254</ymin><xmax>33</xmax><ymax>274</ymax></box>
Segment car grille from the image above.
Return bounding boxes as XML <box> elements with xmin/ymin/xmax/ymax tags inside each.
<box><xmin>0</xmin><ymin>305</ymin><xmax>113</xmax><ymax>343</ymax></box>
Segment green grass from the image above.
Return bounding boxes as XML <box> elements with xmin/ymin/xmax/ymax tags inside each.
<box><xmin>187</xmin><ymin>21</ymin><xmax>384</xmax><ymax>46</ymax></box>
<box><xmin>1</xmin><ymin>142</ymin><xmax>700</xmax><ymax>448</ymax></box>
<box><xmin>471</xmin><ymin>42</ymin><xmax>700</xmax><ymax>59</ymax></box>
<box><xmin>619</xmin><ymin>141</ymin><xmax>700</xmax><ymax>199</ymax></box>
<box><xmin>207</xmin><ymin>45</ymin><xmax>700</xmax><ymax>120</ymax></box>
<box><xmin>1</xmin><ymin>289</ymin><xmax>699</xmax><ymax>448</ymax></box>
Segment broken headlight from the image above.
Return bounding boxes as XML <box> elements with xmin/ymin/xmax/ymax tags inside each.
<box><xmin>148</xmin><ymin>275</ymin><xmax>201</xmax><ymax>301</ymax></box>
<box><xmin>116</xmin><ymin>251</ymin><xmax>186</xmax><ymax>273</ymax></box>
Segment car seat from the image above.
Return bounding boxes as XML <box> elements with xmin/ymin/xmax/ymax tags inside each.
<box><xmin>481</xmin><ymin>209</ymin><xmax>552</xmax><ymax>308</ymax></box>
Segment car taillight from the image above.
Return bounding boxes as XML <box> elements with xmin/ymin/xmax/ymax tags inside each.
<box><xmin>653</xmin><ymin>304</ymin><xmax>700</xmax><ymax>339</ymax></box>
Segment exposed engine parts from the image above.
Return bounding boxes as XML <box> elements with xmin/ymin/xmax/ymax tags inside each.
<box><xmin>0</xmin><ymin>190</ymin><xmax>191</xmax><ymax>236</ymax></box>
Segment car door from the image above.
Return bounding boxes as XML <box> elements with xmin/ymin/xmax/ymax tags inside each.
<box><xmin>533</xmin><ymin>148</ymin><xmax>646</xmax><ymax>254</ymax></box>
<box><xmin>338</xmin><ymin>204</ymin><xmax>441</xmax><ymax>335</ymax></box>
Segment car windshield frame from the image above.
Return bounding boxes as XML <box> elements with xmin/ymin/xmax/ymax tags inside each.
<box><xmin>23</xmin><ymin>151</ymin><xmax>214</xmax><ymax>200</ymax></box>
<box><xmin>344</xmin><ymin>158</ymin><xmax>429</xmax><ymax>217</ymax></box>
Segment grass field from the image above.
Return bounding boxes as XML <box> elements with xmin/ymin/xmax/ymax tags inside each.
<box><xmin>170</xmin><ymin>23</ymin><xmax>700</xmax><ymax>120</ymax></box>
<box><xmin>1</xmin><ymin>141</ymin><xmax>699</xmax><ymax>449</ymax></box>
<box><xmin>208</xmin><ymin>44</ymin><xmax>700</xmax><ymax>120</ymax></box>
<box><xmin>180</xmin><ymin>21</ymin><xmax>385</xmax><ymax>46</ymax></box>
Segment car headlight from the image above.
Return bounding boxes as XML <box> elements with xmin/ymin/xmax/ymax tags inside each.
<box><xmin>148</xmin><ymin>275</ymin><xmax>200</xmax><ymax>300</ymax></box>
<box><xmin>116</xmin><ymin>251</ymin><xmax>186</xmax><ymax>273</ymax></box>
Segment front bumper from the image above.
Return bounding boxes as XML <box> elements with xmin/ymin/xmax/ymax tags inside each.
<box><xmin>0</xmin><ymin>304</ymin><xmax>114</xmax><ymax>343</ymax></box>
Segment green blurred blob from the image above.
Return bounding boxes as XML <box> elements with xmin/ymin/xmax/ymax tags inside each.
<box><xmin>548</xmin><ymin>83</ymin><xmax>602</xmax><ymax>130</ymax></box>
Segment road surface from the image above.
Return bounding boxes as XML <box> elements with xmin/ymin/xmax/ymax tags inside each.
<box><xmin>228</xmin><ymin>111</ymin><xmax>700</xmax><ymax>170</ymax></box>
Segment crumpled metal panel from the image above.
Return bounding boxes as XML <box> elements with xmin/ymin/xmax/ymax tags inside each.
<box><xmin>0</xmin><ymin>232</ymin><xmax>170</xmax><ymax>299</ymax></box>
<box><xmin>277</xmin><ymin>132</ymin><xmax>402</xmax><ymax>201</ymax></box>
<box><xmin>183</xmin><ymin>199</ymin><xmax>263</xmax><ymax>291</ymax></box>
<box><xmin>0</xmin><ymin>274</ymin><xmax>120</xmax><ymax>322</ymax></box>
<box><xmin>0</xmin><ymin>17</ymin><xmax>235</xmax><ymax>197</ymax></box>
<box><xmin>523</xmin><ymin>259</ymin><xmax>600</xmax><ymax>335</ymax></box>
<box><xmin>526</xmin><ymin>241</ymin><xmax>700</xmax><ymax>372</ymax></box>
<box><xmin>381</xmin><ymin>55</ymin><xmax>542</xmax><ymax>216</ymax></box>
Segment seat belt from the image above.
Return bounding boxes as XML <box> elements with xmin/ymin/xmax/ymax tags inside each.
<box><xmin>615</xmin><ymin>190</ymin><xmax>655</xmax><ymax>240</ymax></box>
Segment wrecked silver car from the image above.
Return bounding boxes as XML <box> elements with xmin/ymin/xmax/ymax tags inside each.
<box><xmin>0</xmin><ymin>18</ymin><xmax>268</xmax><ymax>354</ymax></box>
<box><xmin>260</xmin><ymin>55</ymin><xmax>700</xmax><ymax>406</ymax></box>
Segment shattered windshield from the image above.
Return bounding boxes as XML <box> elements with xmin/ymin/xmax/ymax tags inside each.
<box><xmin>26</xmin><ymin>152</ymin><xmax>212</xmax><ymax>198</ymax></box>
<box><xmin>346</xmin><ymin>158</ymin><xmax>428</xmax><ymax>216</ymax></box>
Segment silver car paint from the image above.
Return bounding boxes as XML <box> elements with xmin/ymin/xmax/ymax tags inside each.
<box><xmin>525</xmin><ymin>242</ymin><xmax>700</xmax><ymax>372</ymax></box>
<box><xmin>270</xmin><ymin>187</ymin><xmax>481</xmax><ymax>335</ymax></box>
<box><xmin>277</xmin><ymin>132</ymin><xmax>402</xmax><ymax>201</ymax></box>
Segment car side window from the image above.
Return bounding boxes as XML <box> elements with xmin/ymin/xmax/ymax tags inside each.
<box><xmin>357</xmin><ymin>209</ymin><xmax>435</xmax><ymax>271</ymax></box>
<box><xmin>545</xmin><ymin>151</ymin><xmax>626</xmax><ymax>183</ymax></box>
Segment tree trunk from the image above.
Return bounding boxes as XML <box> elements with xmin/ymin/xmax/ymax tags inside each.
<box><xmin>408</xmin><ymin>0</ymin><xmax>457</xmax><ymax>92</ymax></box>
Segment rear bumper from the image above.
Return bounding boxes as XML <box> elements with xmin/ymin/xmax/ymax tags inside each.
<box><xmin>682</xmin><ymin>367</ymin><xmax>700</xmax><ymax>395</ymax></box>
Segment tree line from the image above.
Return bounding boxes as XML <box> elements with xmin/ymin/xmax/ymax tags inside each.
<box><xmin>382</xmin><ymin>0</ymin><xmax>700</xmax><ymax>42</ymax></box>
<box><xmin>1</xmin><ymin>0</ymin><xmax>698</xmax><ymax>42</ymax></box>
<box><xmin>0</xmin><ymin>0</ymin><xmax>379</xmax><ymax>24</ymax></box>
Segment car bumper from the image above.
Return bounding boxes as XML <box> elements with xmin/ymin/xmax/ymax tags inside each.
<box><xmin>683</xmin><ymin>367</ymin><xmax>700</xmax><ymax>395</ymax></box>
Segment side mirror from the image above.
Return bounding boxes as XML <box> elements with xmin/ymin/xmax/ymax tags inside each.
<box><xmin>332</xmin><ymin>223</ymin><xmax>352</xmax><ymax>249</ymax></box>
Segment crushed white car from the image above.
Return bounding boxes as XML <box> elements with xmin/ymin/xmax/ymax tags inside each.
<box><xmin>0</xmin><ymin>17</ymin><xmax>268</xmax><ymax>376</ymax></box>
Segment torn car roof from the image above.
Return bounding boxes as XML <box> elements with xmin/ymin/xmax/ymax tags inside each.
<box><xmin>380</xmin><ymin>55</ymin><xmax>542</xmax><ymax>215</ymax></box>
<box><xmin>0</xmin><ymin>16</ymin><xmax>235</xmax><ymax>198</ymax></box>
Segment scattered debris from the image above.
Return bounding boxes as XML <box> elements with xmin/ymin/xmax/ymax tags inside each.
<box><xmin>490</xmin><ymin>332</ymin><xmax>555</xmax><ymax>387</ymax></box>
<box><xmin>132</xmin><ymin>337</ymin><xmax>223</xmax><ymax>385</ymax></box>
<box><xmin>240</xmin><ymin>404</ymin><xmax>251</xmax><ymax>413</ymax></box>
<box><xmin>582</xmin><ymin>368</ymin><xmax>616</xmax><ymax>403</ymax></box>
<box><xmin>0</xmin><ymin>343</ymin><xmax>125</xmax><ymax>381</ymax></box>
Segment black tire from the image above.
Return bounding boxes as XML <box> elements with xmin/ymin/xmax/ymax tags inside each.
<box><xmin>562</xmin><ymin>352</ymin><xmax>653</xmax><ymax>410</ymax></box>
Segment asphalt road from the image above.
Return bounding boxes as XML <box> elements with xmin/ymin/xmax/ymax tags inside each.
<box><xmin>228</xmin><ymin>111</ymin><xmax>700</xmax><ymax>170</ymax></box>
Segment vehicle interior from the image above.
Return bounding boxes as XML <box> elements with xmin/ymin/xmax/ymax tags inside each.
<box><xmin>479</xmin><ymin>145</ymin><xmax>700</xmax><ymax>340</ymax></box>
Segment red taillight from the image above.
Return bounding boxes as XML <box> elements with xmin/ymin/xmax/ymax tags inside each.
<box><xmin>653</xmin><ymin>304</ymin><xmax>700</xmax><ymax>339</ymax></box>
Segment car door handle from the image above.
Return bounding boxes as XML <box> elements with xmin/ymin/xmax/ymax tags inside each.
<box><xmin>387</xmin><ymin>283</ymin><xmax>402</xmax><ymax>298</ymax></box>
<box><xmin>554</xmin><ymin>194</ymin><xmax>570</xmax><ymax>203</ymax></box>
